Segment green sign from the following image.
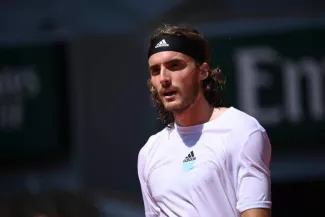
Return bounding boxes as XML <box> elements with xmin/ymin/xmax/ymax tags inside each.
<box><xmin>0</xmin><ymin>43</ymin><xmax>69</xmax><ymax>165</ymax></box>
<box><xmin>208</xmin><ymin>28</ymin><xmax>325</xmax><ymax>151</ymax></box>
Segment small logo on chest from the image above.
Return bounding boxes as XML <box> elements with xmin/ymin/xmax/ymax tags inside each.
<box><xmin>182</xmin><ymin>151</ymin><xmax>196</xmax><ymax>171</ymax></box>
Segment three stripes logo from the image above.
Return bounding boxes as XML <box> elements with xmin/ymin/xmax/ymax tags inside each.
<box><xmin>183</xmin><ymin>151</ymin><xmax>196</xmax><ymax>163</ymax></box>
<box><xmin>155</xmin><ymin>39</ymin><xmax>169</xmax><ymax>48</ymax></box>
<box><xmin>182</xmin><ymin>151</ymin><xmax>196</xmax><ymax>171</ymax></box>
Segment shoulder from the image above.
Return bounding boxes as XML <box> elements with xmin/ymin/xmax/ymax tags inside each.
<box><xmin>138</xmin><ymin>127</ymin><xmax>169</xmax><ymax>160</ymax></box>
<box><xmin>220</xmin><ymin>108</ymin><xmax>271</xmax><ymax>168</ymax></box>
<box><xmin>221</xmin><ymin>107</ymin><xmax>269</xmax><ymax>150</ymax></box>
<box><xmin>137</xmin><ymin>127</ymin><xmax>170</xmax><ymax>177</ymax></box>
<box><xmin>225</xmin><ymin>107</ymin><xmax>266</xmax><ymax>135</ymax></box>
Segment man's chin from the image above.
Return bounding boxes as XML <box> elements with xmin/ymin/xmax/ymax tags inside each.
<box><xmin>163</xmin><ymin>101</ymin><xmax>186</xmax><ymax>113</ymax></box>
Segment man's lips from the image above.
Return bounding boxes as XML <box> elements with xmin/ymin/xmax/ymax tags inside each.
<box><xmin>159</xmin><ymin>89</ymin><xmax>178</xmax><ymax>100</ymax></box>
<box><xmin>162</xmin><ymin>90</ymin><xmax>177</xmax><ymax>97</ymax></box>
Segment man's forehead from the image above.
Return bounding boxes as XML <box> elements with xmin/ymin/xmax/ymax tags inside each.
<box><xmin>148</xmin><ymin>51</ymin><xmax>191</xmax><ymax>66</ymax></box>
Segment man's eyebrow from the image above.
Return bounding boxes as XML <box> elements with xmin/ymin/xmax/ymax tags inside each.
<box><xmin>149</xmin><ymin>58</ymin><xmax>186</xmax><ymax>69</ymax></box>
<box><xmin>168</xmin><ymin>58</ymin><xmax>187</xmax><ymax>63</ymax></box>
<box><xmin>149</xmin><ymin>64</ymin><xmax>159</xmax><ymax>70</ymax></box>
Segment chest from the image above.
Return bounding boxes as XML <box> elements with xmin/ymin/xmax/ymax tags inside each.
<box><xmin>147</xmin><ymin>141</ymin><xmax>230</xmax><ymax>201</ymax></box>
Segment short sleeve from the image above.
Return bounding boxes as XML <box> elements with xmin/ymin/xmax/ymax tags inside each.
<box><xmin>236</xmin><ymin>129</ymin><xmax>272</xmax><ymax>213</ymax></box>
<box><xmin>138</xmin><ymin>145</ymin><xmax>161</xmax><ymax>217</ymax></box>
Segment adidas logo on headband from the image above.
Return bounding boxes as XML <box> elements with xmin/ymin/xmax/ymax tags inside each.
<box><xmin>148</xmin><ymin>35</ymin><xmax>205</xmax><ymax>63</ymax></box>
<box><xmin>155</xmin><ymin>39</ymin><xmax>169</xmax><ymax>48</ymax></box>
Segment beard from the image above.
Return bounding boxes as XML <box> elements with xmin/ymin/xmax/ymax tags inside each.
<box><xmin>148</xmin><ymin>76</ymin><xmax>200</xmax><ymax>127</ymax></box>
<box><xmin>150</xmin><ymin>79</ymin><xmax>200</xmax><ymax>114</ymax></box>
<box><xmin>165</xmin><ymin>81</ymin><xmax>200</xmax><ymax>114</ymax></box>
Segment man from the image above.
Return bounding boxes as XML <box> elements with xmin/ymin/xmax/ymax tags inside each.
<box><xmin>138</xmin><ymin>24</ymin><xmax>272</xmax><ymax>217</ymax></box>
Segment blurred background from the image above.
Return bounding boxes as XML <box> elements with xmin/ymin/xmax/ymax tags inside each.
<box><xmin>0</xmin><ymin>0</ymin><xmax>325</xmax><ymax>216</ymax></box>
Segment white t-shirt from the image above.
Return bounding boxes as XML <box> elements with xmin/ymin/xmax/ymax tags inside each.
<box><xmin>138</xmin><ymin>107</ymin><xmax>272</xmax><ymax>217</ymax></box>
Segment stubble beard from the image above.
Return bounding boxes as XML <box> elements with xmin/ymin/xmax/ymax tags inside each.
<box><xmin>162</xmin><ymin>80</ymin><xmax>200</xmax><ymax>114</ymax></box>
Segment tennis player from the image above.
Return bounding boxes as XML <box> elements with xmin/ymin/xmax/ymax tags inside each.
<box><xmin>138</xmin><ymin>24</ymin><xmax>272</xmax><ymax>217</ymax></box>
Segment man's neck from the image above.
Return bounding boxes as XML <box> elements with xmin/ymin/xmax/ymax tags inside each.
<box><xmin>174</xmin><ymin>96</ymin><xmax>215</xmax><ymax>127</ymax></box>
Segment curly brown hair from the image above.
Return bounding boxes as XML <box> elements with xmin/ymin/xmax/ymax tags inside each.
<box><xmin>148</xmin><ymin>24</ymin><xmax>226</xmax><ymax>128</ymax></box>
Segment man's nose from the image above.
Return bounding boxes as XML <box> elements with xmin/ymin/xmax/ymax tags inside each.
<box><xmin>159</xmin><ymin>67</ymin><xmax>171</xmax><ymax>86</ymax></box>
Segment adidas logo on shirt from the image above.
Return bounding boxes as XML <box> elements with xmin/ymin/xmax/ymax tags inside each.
<box><xmin>183</xmin><ymin>151</ymin><xmax>196</xmax><ymax>163</ymax></box>
<box><xmin>182</xmin><ymin>151</ymin><xmax>196</xmax><ymax>171</ymax></box>
<box><xmin>155</xmin><ymin>39</ymin><xmax>169</xmax><ymax>48</ymax></box>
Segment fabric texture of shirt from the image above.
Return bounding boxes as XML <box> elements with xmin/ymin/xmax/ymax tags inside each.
<box><xmin>138</xmin><ymin>107</ymin><xmax>272</xmax><ymax>217</ymax></box>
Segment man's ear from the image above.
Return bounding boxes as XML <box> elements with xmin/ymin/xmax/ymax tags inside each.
<box><xmin>199</xmin><ymin>62</ymin><xmax>209</xmax><ymax>80</ymax></box>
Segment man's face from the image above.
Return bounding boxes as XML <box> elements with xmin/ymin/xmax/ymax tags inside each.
<box><xmin>148</xmin><ymin>51</ymin><xmax>201</xmax><ymax>113</ymax></box>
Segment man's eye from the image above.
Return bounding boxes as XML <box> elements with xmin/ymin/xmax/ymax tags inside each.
<box><xmin>168</xmin><ymin>62</ymin><xmax>185</xmax><ymax>71</ymax></box>
<box><xmin>171</xmin><ymin>63</ymin><xmax>180</xmax><ymax>67</ymax></box>
<box><xmin>150</xmin><ymin>68</ymin><xmax>160</xmax><ymax>75</ymax></box>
